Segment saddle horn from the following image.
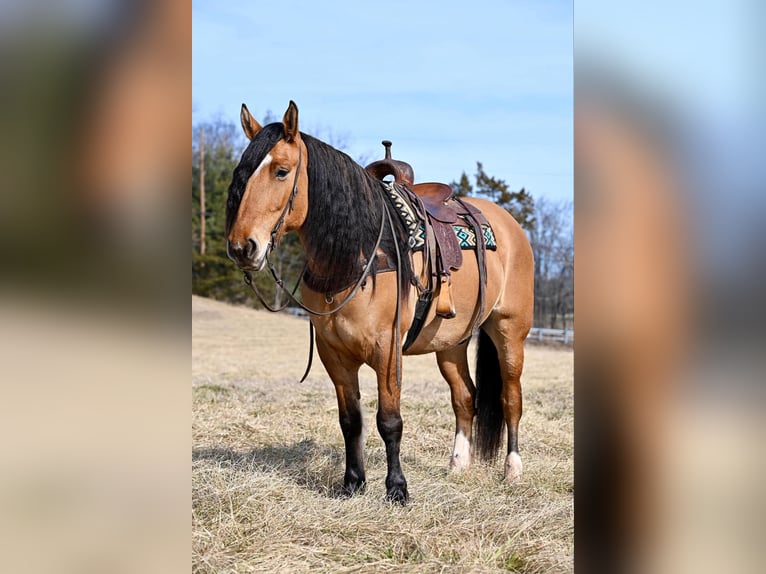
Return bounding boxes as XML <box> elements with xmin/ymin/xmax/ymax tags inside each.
<box><xmin>365</xmin><ymin>140</ymin><xmax>415</xmax><ymax>186</ymax></box>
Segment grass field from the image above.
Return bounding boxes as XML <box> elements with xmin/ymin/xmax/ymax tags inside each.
<box><xmin>192</xmin><ymin>295</ymin><xmax>573</xmax><ymax>573</ymax></box>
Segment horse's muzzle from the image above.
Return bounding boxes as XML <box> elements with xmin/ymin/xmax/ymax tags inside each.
<box><xmin>227</xmin><ymin>238</ymin><xmax>267</xmax><ymax>271</ymax></box>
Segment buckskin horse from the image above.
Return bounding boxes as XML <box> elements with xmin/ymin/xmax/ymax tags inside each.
<box><xmin>226</xmin><ymin>101</ymin><xmax>533</xmax><ymax>503</ymax></box>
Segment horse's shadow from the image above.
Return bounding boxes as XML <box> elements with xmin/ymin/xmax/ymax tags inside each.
<box><xmin>193</xmin><ymin>439</ymin><xmax>351</xmax><ymax>499</ymax></box>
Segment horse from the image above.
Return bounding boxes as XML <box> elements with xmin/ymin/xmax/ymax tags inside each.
<box><xmin>226</xmin><ymin>101</ymin><xmax>533</xmax><ymax>503</ymax></box>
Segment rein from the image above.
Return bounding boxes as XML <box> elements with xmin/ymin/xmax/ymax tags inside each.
<box><xmin>243</xmin><ymin>194</ymin><xmax>387</xmax><ymax>318</ymax></box>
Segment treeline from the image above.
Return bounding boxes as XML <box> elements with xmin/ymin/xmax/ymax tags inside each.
<box><xmin>192</xmin><ymin>117</ymin><xmax>573</xmax><ymax>330</ymax></box>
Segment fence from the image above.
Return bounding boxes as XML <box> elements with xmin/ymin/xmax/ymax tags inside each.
<box><xmin>287</xmin><ymin>308</ymin><xmax>573</xmax><ymax>345</ymax></box>
<box><xmin>526</xmin><ymin>327</ymin><xmax>574</xmax><ymax>344</ymax></box>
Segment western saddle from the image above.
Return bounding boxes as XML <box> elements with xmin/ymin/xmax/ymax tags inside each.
<box><xmin>366</xmin><ymin>141</ymin><xmax>489</xmax><ymax>349</ymax></box>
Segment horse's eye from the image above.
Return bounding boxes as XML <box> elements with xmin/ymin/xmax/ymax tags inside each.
<box><xmin>275</xmin><ymin>168</ymin><xmax>289</xmax><ymax>180</ymax></box>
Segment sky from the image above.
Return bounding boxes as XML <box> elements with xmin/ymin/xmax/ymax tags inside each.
<box><xmin>193</xmin><ymin>0</ymin><xmax>573</xmax><ymax>202</ymax></box>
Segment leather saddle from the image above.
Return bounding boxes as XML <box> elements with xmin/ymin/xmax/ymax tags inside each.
<box><xmin>365</xmin><ymin>141</ymin><xmax>489</xmax><ymax>338</ymax></box>
<box><xmin>366</xmin><ymin>142</ymin><xmax>457</xmax><ymax>222</ymax></box>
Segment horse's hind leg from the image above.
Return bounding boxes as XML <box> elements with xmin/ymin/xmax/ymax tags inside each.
<box><xmin>315</xmin><ymin>337</ymin><xmax>366</xmax><ymax>495</ymax></box>
<box><xmin>500</xmin><ymin>336</ymin><xmax>525</xmax><ymax>482</ymax></box>
<box><xmin>436</xmin><ymin>342</ymin><xmax>475</xmax><ymax>472</ymax></box>
<box><xmin>484</xmin><ymin>319</ymin><xmax>526</xmax><ymax>483</ymax></box>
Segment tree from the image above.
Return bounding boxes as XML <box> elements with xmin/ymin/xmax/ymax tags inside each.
<box><xmin>527</xmin><ymin>197</ymin><xmax>573</xmax><ymax>330</ymax></box>
<box><xmin>192</xmin><ymin>118</ymin><xmax>249</xmax><ymax>303</ymax></box>
<box><xmin>450</xmin><ymin>172</ymin><xmax>473</xmax><ymax>197</ymax></box>
<box><xmin>191</xmin><ymin>118</ymin><xmax>243</xmax><ymax>255</ymax></box>
<box><xmin>474</xmin><ymin>162</ymin><xmax>535</xmax><ymax>231</ymax></box>
<box><xmin>450</xmin><ymin>162</ymin><xmax>535</xmax><ymax>231</ymax></box>
<box><xmin>198</xmin><ymin>129</ymin><xmax>206</xmax><ymax>256</ymax></box>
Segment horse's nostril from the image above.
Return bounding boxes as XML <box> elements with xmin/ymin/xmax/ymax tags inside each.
<box><xmin>245</xmin><ymin>238</ymin><xmax>257</xmax><ymax>259</ymax></box>
<box><xmin>227</xmin><ymin>239</ymin><xmax>257</xmax><ymax>262</ymax></box>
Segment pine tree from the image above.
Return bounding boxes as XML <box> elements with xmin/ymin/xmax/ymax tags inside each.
<box><xmin>472</xmin><ymin>162</ymin><xmax>535</xmax><ymax>231</ymax></box>
<box><xmin>449</xmin><ymin>172</ymin><xmax>473</xmax><ymax>197</ymax></box>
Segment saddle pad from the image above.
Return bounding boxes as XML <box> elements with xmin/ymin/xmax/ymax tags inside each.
<box><xmin>408</xmin><ymin>221</ymin><xmax>497</xmax><ymax>251</ymax></box>
<box><xmin>384</xmin><ymin>182</ymin><xmax>497</xmax><ymax>252</ymax></box>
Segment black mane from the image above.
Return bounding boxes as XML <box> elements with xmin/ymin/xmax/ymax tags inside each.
<box><xmin>226</xmin><ymin>124</ymin><xmax>412</xmax><ymax>296</ymax></box>
<box><xmin>301</xmin><ymin>133</ymin><xmax>412</xmax><ymax>295</ymax></box>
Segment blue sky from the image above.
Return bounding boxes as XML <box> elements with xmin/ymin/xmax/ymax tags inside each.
<box><xmin>193</xmin><ymin>0</ymin><xmax>573</xmax><ymax>202</ymax></box>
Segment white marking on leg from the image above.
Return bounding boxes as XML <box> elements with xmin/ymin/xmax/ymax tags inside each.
<box><xmin>450</xmin><ymin>430</ymin><xmax>471</xmax><ymax>471</ymax></box>
<box><xmin>504</xmin><ymin>451</ymin><xmax>523</xmax><ymax>483</ymax></box>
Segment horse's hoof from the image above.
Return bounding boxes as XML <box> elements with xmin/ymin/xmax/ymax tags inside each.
<box><xmin>385</xmin><ymin>484</ymin><xmax>409</xmax><ymax>504</ymax></box>
<box><xmin>449</xmin><ymin>455</ymin><xmax>470</xmax><ymax>472</ymax></box>
<box><xmin>342</xmin><ymin>475</ymin><xmax>366</xmax><ymax>497</ymax></box>
<box><xmin>504</xmin><ymin>452</ymin><xmax>523</xmax><ymax>483</ymax></box>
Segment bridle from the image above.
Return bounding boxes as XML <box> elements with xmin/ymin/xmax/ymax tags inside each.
<box><xmin>240</xmin><ymin>139</ymin><xmax>401</xmax><ymax>384</ymax></box>
<box><xmin>261</xmin><ymin>144</ymin><xmax>302</xmax><ymax>264</ymax></box>
<box><xmin>242</xmin><ymin>141</ymin><xmax>388</xmax><ymax>316</ymax></box>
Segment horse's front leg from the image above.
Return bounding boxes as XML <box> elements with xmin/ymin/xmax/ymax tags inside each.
<box><xmin>315</xmin><ymin>337</ymin><xmax>366</xmax><ymax>495</ymax></box>
<box><xmin>374</xmin><ymin>356</ymin><xmax>408</xmax><ymax>504</ymax></box>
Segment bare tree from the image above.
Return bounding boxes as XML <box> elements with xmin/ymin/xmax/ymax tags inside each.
<box><xmin>528</xmin><ymin>197</ymin><xmax>573</xmax><ymax>329</ymax></box>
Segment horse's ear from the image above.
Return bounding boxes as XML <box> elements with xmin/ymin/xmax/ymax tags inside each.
<box><xmin>283</xmin><ymin>100</ymin><xmax>299</xmax><ymax>143</ymax></box>
<box><xmin>240</xmin><ymin>103</ymin><xmax>262</xmax><ymax>141</ymax></box>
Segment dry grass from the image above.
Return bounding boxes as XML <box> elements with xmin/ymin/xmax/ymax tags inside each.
<box><xmin>192</xmin><ymin>295</ymin><xmax>573</xmax><ymax>573</ymax></box>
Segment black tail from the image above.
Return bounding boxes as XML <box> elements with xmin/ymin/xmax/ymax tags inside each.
<box><xmin>474</xmin><ymin>329</ymin><xmax>506</xmax><ymax>462</ymax></box>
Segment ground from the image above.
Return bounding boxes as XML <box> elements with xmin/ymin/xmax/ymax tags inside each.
<box><xmin>192</xmin><ymin>295</ymin><xmax>573</xmax><ymax>573</ymax></box>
